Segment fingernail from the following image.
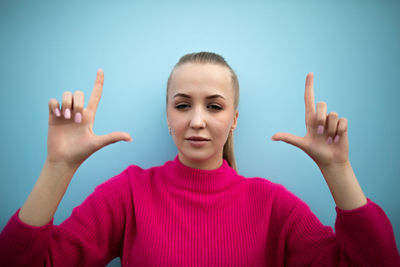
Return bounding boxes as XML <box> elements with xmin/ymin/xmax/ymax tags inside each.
<box><xmin>327</xmin><ymin>136</ymin><xmax>333</xmax><ymax>144</ymax></box>
<box><xmin>64</xmin><ymin>108</ymin><xmax>71</xmax><ymax>119</ymax></box>
<box><xmin>317</xmin><ymin>125</ymin><xmax>324</xmax><ymax>135</ymax></box>
<box><xmin>54</xmin><ymin>108</ymin><xmax>61</xmax><ymax>117</ymax></box>
<box><xmin>334</xmin><ymin>135</ymin><xmax>340</xmax><ymax>143</ymax></box>
<box><xmin>74</xmin><ymin>112</ymin><xmax>82</xmax><ymax>123</ymax></box>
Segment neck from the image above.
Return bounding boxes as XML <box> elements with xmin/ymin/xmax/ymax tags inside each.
<box><xmin>178</xmin><ymin>152</ymin><xmax>223</xmax><ymax>170</ymax></box>
<box><xmin>164</xmin><ymin>154</ymin><xmax>242</xmax><ymax>193</ymax></box>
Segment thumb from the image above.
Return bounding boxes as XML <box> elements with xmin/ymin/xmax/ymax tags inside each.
<box><xmin>271</xmin><ymin>132</ymin><xmax>306</xmax><ymax>150</ymax></box>
<box><xmin>94</xmin><ymin>132</ymin><xmax>132</xmax><ymax>150</ymax></box>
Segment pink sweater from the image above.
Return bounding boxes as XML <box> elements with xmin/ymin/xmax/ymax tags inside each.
<box><xmin>0</xmin><ymin>155</ymin><xmax>399</xmax><ymax>266</ymax></box>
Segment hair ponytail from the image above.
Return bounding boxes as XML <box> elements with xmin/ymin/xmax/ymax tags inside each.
<box><xmin>223</xmin><ymin>129</ymin><xmax>237</xmax><ymax>172</ymax></box>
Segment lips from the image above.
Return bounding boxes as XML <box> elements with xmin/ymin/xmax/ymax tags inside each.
<box><xmin>185</xmin><ymin>136</ymin><xmax>210</xmax><ymax>147</ymax></box>
<box><xmin>185</xmin><ymin>136</ymin><xmax>210</xmax><ymax>141</ymax></box>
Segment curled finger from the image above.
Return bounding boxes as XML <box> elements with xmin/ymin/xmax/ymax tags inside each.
<box><xmin>337</xmin><ymin>117</ymin><xmax>348</xmax><ymax>134</ymax></box>
<box><xmin>334</xmin><ymin>117</ymin><xmax>348</xmax><ymax>143</ymax></box>
<box><xmin>62</xmin><ymin>91</ymin><xmax>73</xmax><ymax>119</ymax></box>
<box><xmin>326</xmin><ymin>112</ymin><xmax>339</xmax><ymax>144</ymax></box>
<box><xmin>72</xmin><ymin>91</ymin><xmax>84</xmax><ymax>123</ymax></box>
<box><xmin>316</xmin><ymin>101</ymin><xmax>327</xmax><ymax>135</ymax></box>
<box><xmin>48</xmin><ymin>98</ymin><xmax>61</xmax><ymax>117</ymax></box>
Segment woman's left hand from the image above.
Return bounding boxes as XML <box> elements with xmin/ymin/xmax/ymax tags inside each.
<box><xmin>271</xmin><ymin>73</ymin><xmax>349</xmax><ymax>170</ymax></box>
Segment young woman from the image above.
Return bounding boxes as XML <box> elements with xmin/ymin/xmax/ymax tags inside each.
<box><xmin>0</xmin><ymin>52</ymin><xmax>399</xmax><ymax>266</ymax></box>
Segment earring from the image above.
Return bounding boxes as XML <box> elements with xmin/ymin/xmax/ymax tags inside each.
<box><xmin>169</xmin><ymin>127</ymin><xmax>172</xmax><ymax>135</ymax></box>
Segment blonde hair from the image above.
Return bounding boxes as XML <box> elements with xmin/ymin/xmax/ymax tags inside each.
<box><xmin>166</xmin><ymin>52</ymin><xmax>240</xmax><ymax>172</ymax></box>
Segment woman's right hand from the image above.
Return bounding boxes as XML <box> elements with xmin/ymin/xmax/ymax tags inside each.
<box><xmin>47</xmin><ymin>69</ymin><xmax>132</xmax><ymax>169</ymax></box>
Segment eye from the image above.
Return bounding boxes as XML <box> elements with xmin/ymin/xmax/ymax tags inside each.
<box><xmin>175</xmin><ymin>103</ymin><xmax>190</xmax><ymax>110</ymax></box>
<box><xmin>208</xmin><ymin>104</ymin><xmax>223</xmax><ymax>111</ymax></box>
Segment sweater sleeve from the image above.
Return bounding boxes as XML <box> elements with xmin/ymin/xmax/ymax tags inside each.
<box><xmin>334</xmin><ymin>199</ymin><xmax>400</xmax><ymax>266</ymax></box>
<box><xmin>275</xmin><ymin>187</ymin><xmax>400</xmax><ymax>266</ymax></box>
<box><xmin>0</xmin><ymin>169</ymin><xmax>131</xmax><ymax>267</ymax></box>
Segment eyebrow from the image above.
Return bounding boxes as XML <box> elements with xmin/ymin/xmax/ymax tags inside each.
<box><xmin>173</xmin><ymin>93</ymin><xmax>226</xmax><ymax>100</ymax></box>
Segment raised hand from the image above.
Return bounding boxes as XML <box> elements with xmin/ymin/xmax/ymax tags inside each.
<box><xmin>271</xmin><ymin>73</ymin><xmax>349</xmax><ymax>169</ymax></box>
<box><xmin>47</xmin><ymin>69</ymin><xmax>132</xmax><ymax>169</ymax></box>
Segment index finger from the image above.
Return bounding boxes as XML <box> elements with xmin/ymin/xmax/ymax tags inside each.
<box><xmin>304</xmin><ymin>72</ymin><xmax>315</xmax><ymax>115</ymax></box>
<box><xmin>87</xmin><ymin>69</ymin><xmax>104</xmax><ymax>113</ymax></box>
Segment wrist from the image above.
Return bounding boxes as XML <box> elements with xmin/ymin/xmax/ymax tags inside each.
<box><xmin>318</xmin><ymin>160</ymin><xmax>352</xmax><ymax>175</ymax></box>
<box><xmin>318</xmin><ymin>160</ymin><xmax>367</xmax><ymax>210</ymax></box>
<box><xmin>44</xmin><ymin>158</ymin><xmax>80</xmax><ymax>174</ymax></box>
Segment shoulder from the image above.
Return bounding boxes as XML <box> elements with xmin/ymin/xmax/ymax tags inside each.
<box><xmin>244</xmin><ymin>176</ymin><xmax>309</xmax><ymax>214</ymax></box>
<box><xmin>98</xmin><ymin>161</ymin><xmax>167</xmax><ymax>192</ymax></box>
<box><xmin>85</xmin><ymin>163</ymin><xmax>158</xmax><ymax>210</ymax></box>
<box><xmin>244</xmin><ymin>176</ymin><xmax>295</xmax><ymax>198</ymax></box>
<box><xmin>99</xmin><ymin>162</ymin><xmax>162</xmax><ymax>185</ymax></box>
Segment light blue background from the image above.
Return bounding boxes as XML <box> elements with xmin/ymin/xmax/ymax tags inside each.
<box><xmin>0</xmin><ymin>1</ymin><xmax>399</xmax><ymax>266</ymax></box>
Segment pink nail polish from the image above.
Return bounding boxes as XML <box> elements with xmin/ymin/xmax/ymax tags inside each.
<box><xmin>334</xmin><ymin>135</ymin><xmax>340</xmax><ymax>143</ymax></box>
<box><xmin>327</xmin><ymin>136</ymin><xmax>333</xmax><ymax>144</ymax></box>
<box><xmin>317</xmin><ymin>125</ymin><xmax>324</xmax><ymax>135</ymax></box>
<box><xmin>64</xmin><ymin>108</ymin><xmax>71</xmax><ymax>119</ymax></box>
<box><xmin>74</xmin><ymin>112</ymin><xmax>82</xmax><ymax>123</ymax></box>
<box><xmin>54</xmin><ymin>108</ymin><xmax>61</xmax><ymax>117</ymax></box>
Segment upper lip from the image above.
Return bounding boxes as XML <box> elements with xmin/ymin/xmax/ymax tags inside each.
<box><xmin>185</xmin><ymin>136</ymin><xmax>210</xmax><ymax>141</ymax></box>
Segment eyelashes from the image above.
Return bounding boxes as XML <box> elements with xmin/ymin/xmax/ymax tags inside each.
<box><xmin>209</xmin><ymin>105</ymin><xmax>223</xmax><ymax>111</ymax></box>
<box><xmin>175</xmin><ymin>104</ymin><xmax>223</xmax><ymax>111</ymax></box>
<box><xmin>175</xmin><ymin>104</ymin><xmax>189</xmax><ymax>110</ymax></box>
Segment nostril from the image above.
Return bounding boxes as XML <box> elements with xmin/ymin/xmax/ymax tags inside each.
<box><xmin>189</xmin><ymin>120</ymin><xmax>206</xmax><ymax>129</ymax></box>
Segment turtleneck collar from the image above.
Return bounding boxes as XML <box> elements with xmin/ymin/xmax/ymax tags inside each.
<box><xmin>163</xmin><ymin>155</ymin><xmax>244</xmax><ymax>193</ymax></box>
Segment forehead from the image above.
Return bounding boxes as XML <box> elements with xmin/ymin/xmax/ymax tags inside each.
<box><xmin>169</xmin><ymin>63</ymin><xmax>233</xmax><ymax>99</ymax></box>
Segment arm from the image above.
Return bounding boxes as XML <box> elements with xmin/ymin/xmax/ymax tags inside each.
<box><xmin>319</xmin><ymin>160</ymin><xmax>366</xmax><ymax>210</ymax></box>
<box><xmin>271</xmin><ymin>73</ymin><xmax>399</xmax><ymax>264</ymax></box>
<box><xmin>271</xmin><ymin>72</ymin><xmax>366</xmax><ymax>209</ymax></box>
<box><xmin>0</xmin><ymin>170</ymin><xmax>130</xmax><ymax>267</ymax></box>
<box><xmin>0</xmin><ymin>70</ymin><xmax>132</xmax><ymax>265</ymax></box>
<box><xmin>279</xmin><ymin>194</ymin><xmax>399</xmax><ymax>266</ymax></box>
<box><xmin>19</xmin><ymin>69</ymin><xmax>131</xmax><ymax>227</ymax></box>
<box><xmin>18</xmin><ymin>160</ymin><xmax>77</xmax><ymax>227</ymax></box>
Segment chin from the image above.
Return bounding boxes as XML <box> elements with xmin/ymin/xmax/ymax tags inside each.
<box><xmin>179</xmin><ymin>149</ymin><xmax>216</xmax><ymax>162</ymax></box>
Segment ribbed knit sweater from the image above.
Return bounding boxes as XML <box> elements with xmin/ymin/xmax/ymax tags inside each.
<box><xmin>0</xmin><ymin>155</ymin><xmax>399</xmax><ymax>266</ymax></box>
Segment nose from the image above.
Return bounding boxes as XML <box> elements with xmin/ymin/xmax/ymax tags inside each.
<box><xmin>189</xmin><ymin>107</ymin><xmax>206</xmax><ymax>129</ymax></box>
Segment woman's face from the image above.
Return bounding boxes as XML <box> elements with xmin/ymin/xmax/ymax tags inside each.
<box><xmin>167</xmin><ymin>63</ymin><xmax>238</xmax><ymax>170</ymax></box>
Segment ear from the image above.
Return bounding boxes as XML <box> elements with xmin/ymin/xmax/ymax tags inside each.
<box><xmin>231</xmin><ymin>110</ymin><xmax>239</xmax><ymax>131</ymax></box>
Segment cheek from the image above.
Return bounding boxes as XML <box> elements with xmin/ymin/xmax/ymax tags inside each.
<box><xmin>168</xmin><ymin>110</ymin><xmax>186</xmax><ymax>135</ymax></box>
<box><xmin>212</xmin><ymin>116</ymin><xmax>233</xmax><ymax>137</ymax></box>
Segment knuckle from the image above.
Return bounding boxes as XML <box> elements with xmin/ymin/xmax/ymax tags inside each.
<box><xmin>74</xmin><ymin>90</ymin><xmax>84</xmax><ymax>97</ymax></box>
<box><xmin>62</xmin><ymin>92</ymin><xmax>72</xmax><ymax>104</ymax></box>
<box><xmin>339</xmin><ymin>117</ymin><xmax>347</xmax><ymax>125</ymax></box>
<box><xmin>72</xmin><ymin>91</ymin><xmax>84</xmax><ymax>110</ymax></box>
<box><xmin>329</xmin><ymin>111</ymin><xmax>338</xmax><ymax>118</ymax></box>
<box><xmin>63</xmin><ymin>91</ymin><xmax>72</xmax><ymax>97</ymax></box>
<box><xmin>48</xmin><ymin>98</ymin><xmax>57</xmax><ymax>106</ymax></box>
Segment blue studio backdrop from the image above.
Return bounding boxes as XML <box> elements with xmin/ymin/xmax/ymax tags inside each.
<box><xmin>0</xmin><ymin>1</ymin><xmax>399</xmax><ymax>266</ymax></box>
